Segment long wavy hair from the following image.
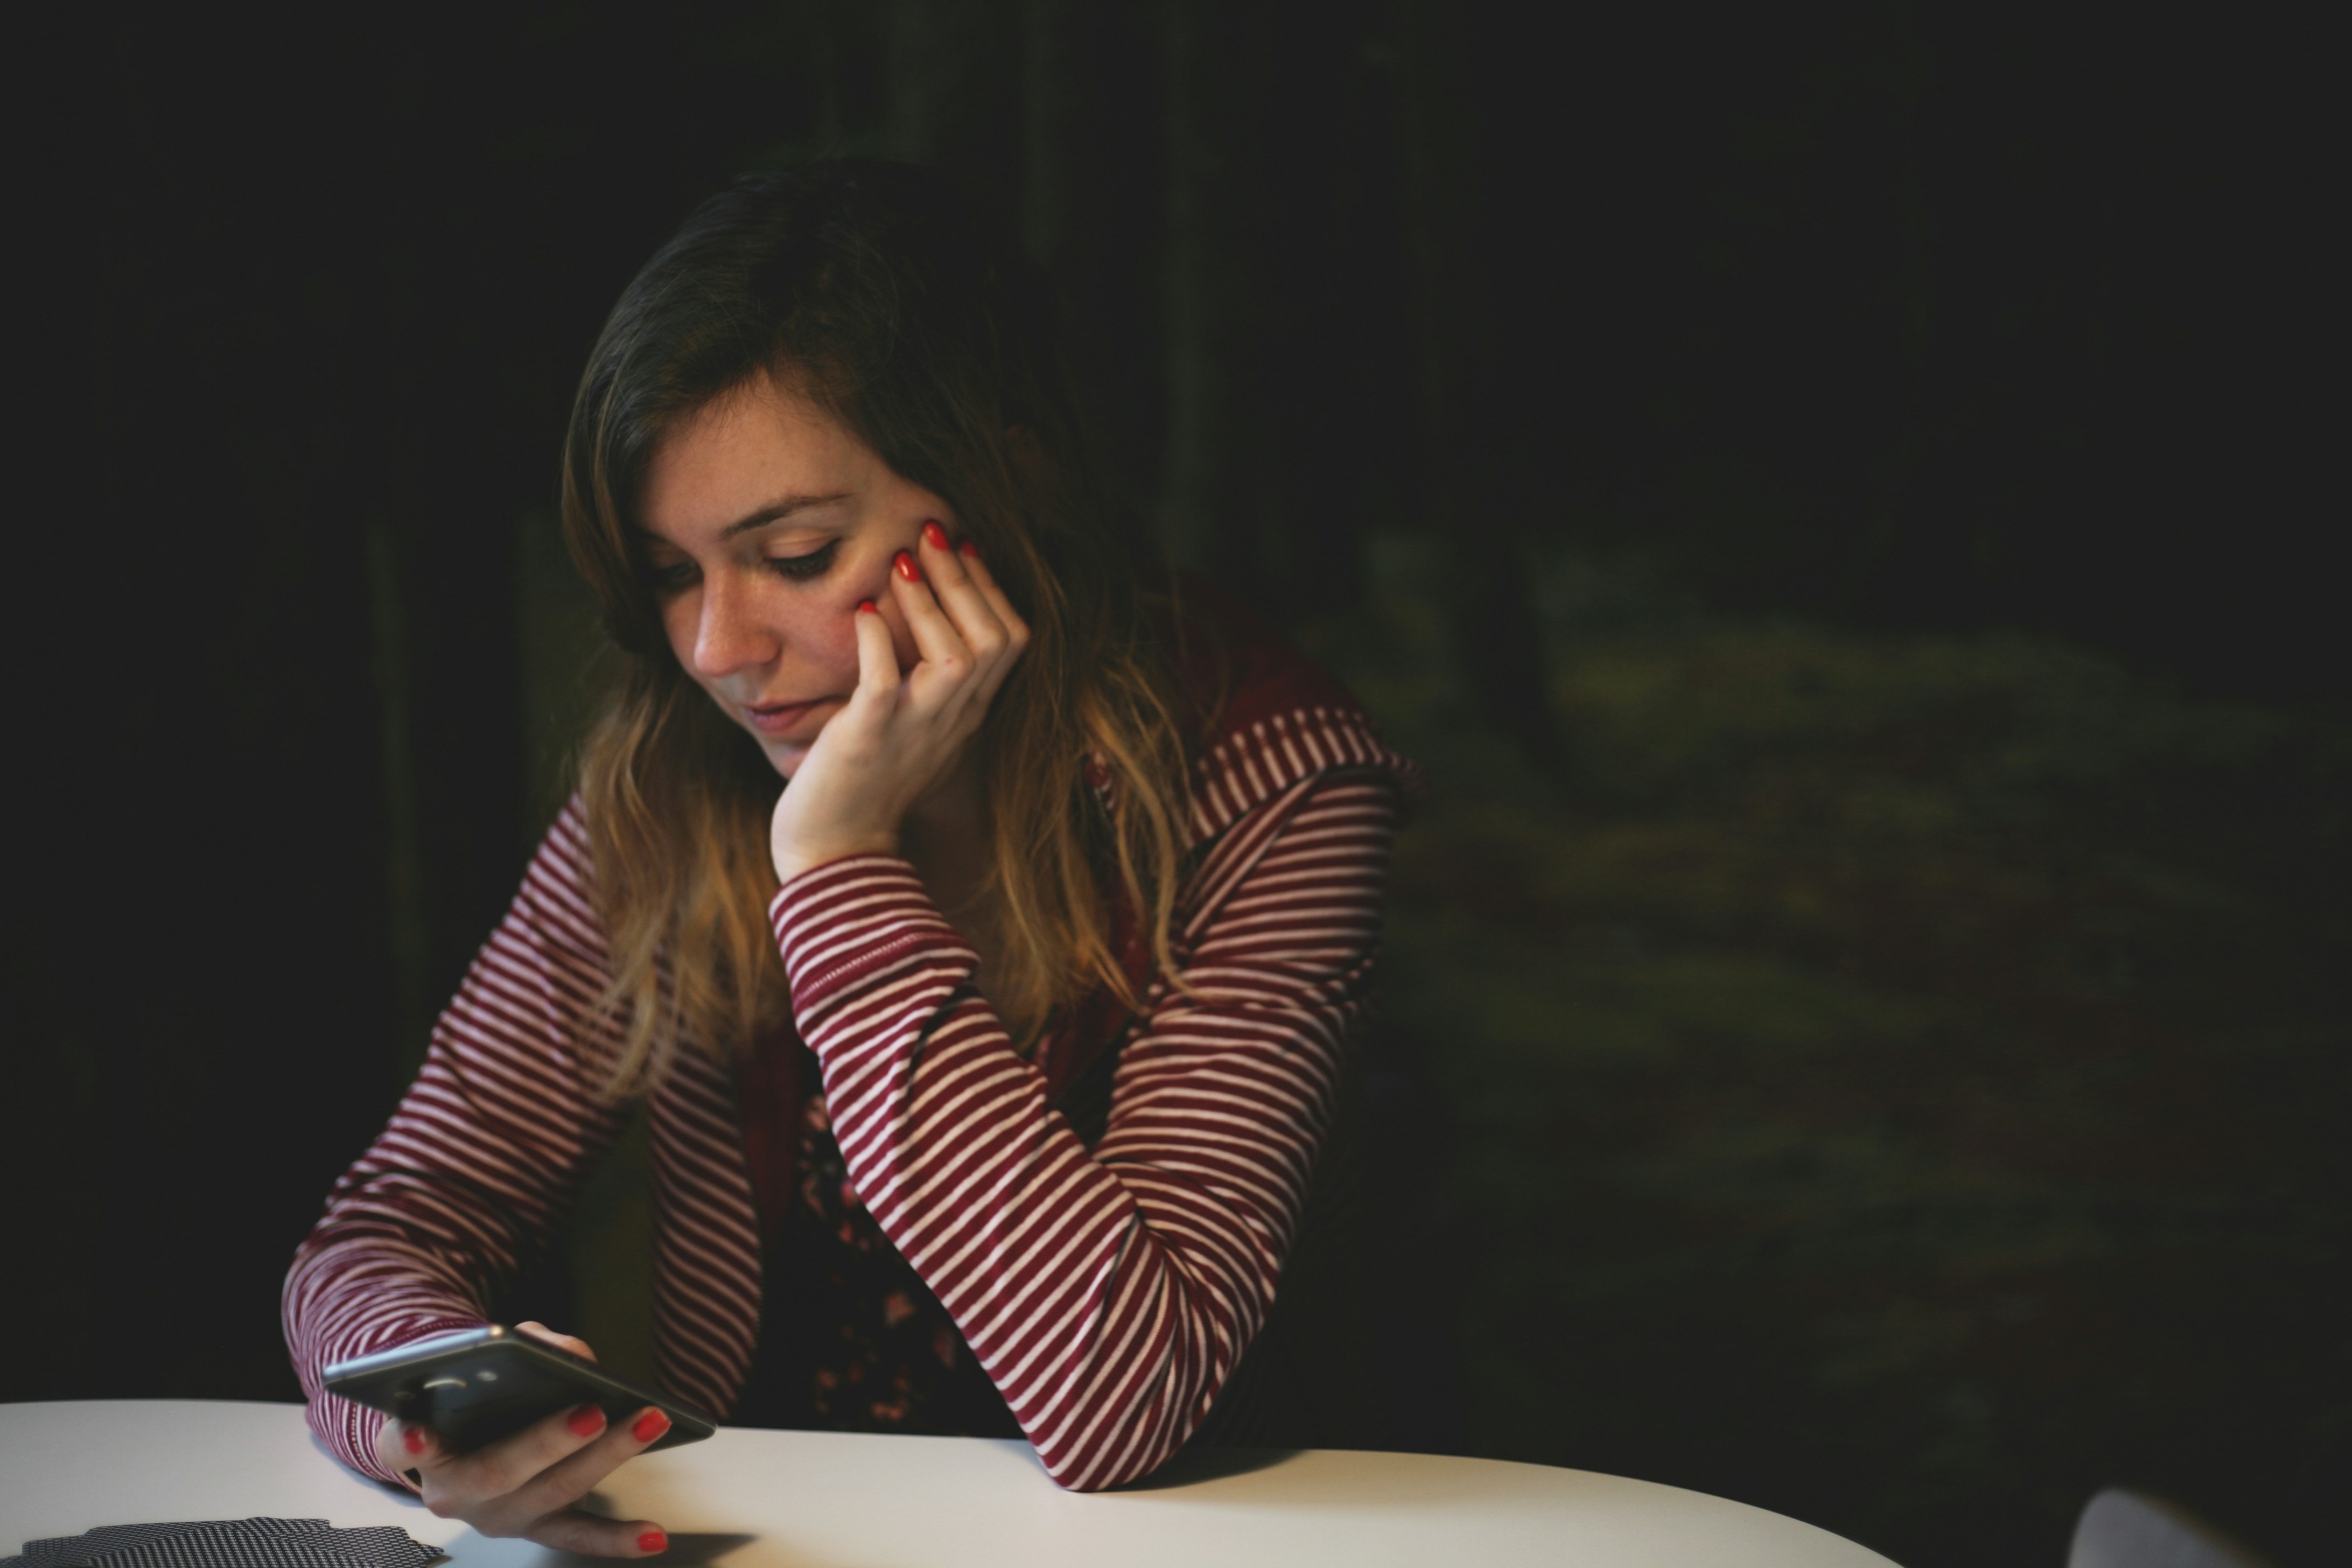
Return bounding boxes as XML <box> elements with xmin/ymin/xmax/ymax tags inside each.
<box><xmin>559</xmin><ymin>160</ymin><xmax>1192</xmax><ymax>1099</ymax></box>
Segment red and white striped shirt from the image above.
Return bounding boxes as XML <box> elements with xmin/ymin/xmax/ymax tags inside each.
<box><xmin>284</xmin><ymin>632</ymin><xmax>1410</xmax><ymax>1492</ymax></box>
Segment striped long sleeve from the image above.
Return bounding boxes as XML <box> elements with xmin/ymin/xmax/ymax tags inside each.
<box><xmin>282</xmin><ymin>804</ymin><xmax>623</xmax><ymax>1483</ymax></box>
<box><xmin>285</xmin><ymin>685</ymin><xmax>1410</xmax><ymax>1494</ymax></box>
<box><xmin>768</xmin><ymin>768</ymin><xmax>1398</xmax><ymax>1490</ymax></box>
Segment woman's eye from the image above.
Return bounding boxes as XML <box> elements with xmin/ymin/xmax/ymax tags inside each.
<box><xmin>766</xmin><ymin>541</ymin><xmax>839</xmax><ymax>581</ymax></box>
<box><xmin>647</xmin><ymin>559</ymin><xmax>698</xmax><ymax>595</ymax></box>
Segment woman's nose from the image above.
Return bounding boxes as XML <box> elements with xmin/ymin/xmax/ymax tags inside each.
<box><xmin>692</xmin><ymin>570</ymin><xmax>778</xmax><ymax>677</ymax></box>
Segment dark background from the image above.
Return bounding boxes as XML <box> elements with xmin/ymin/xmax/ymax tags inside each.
<box><xmin>6</xmin><ymin>4</ymin><xmax>2343</xmax><ymax>1566</ymax></box>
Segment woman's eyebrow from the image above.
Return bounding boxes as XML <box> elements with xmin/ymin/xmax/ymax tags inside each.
<box><xmin>719</xmin><ymin>491</ymin><xmax>853</xmax><ymax>539</ymax></box>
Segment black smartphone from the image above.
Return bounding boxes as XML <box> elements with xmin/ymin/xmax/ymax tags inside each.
<box><xmin>322</xmin><ymin>1325</ymin><xmax>717</xmax><ymax>1455</ymax></box>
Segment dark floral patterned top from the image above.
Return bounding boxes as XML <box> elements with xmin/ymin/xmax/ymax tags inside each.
<box><xmin>731</xmin><ymin>1037</ymin><xmax>1023</xmax><ymax>1437</ymax></box>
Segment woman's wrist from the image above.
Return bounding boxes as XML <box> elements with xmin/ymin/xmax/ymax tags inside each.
<box><xmin>771</xmin><ymin>831</ymin><xmax>904</xmax><ymax>888</ymax></box>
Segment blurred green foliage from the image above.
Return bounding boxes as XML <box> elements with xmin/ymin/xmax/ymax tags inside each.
<box><xmin>1304</xmin><ymin>535</ymin><xmax>2351</xmax><ymax>1566</ymax></box>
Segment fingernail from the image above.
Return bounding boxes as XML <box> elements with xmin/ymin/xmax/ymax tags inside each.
<box><xmin>921</xmin><ymin>521</ymin><xmax>949</xmax><ymax>551</ymax></box>
<box><xmin>894</xmin><ymin>550</ymin><xmax>921</xmax><ymax>583</ymax></box>
<box><xmin>633</xmin><ymin>1409</ymin><xmax>672</xmax><ymax>1443</ymax></box>
<box><xmin>856</xmin><ymin>599</ymin><xmax>878</xmax><ymax>614</ymax></box>
<box><xmin>957</xmin><ymin>540</ymin><xmax>981</xmax><ymax>559</ymax></box>
<box><xmin>638</xmin><ymin>1530</ymin><xmax>668</xmax><ymax>1555</ymax></box>
<box><xmin>401</xmin><ymin>1425</ymin><xmax>426</xmax><ymax>1455</ymax></box>
<box><xmin>568</xmin><ymin>1404</ymin><xmax>606</xmax><ymax>1438</ymax></box>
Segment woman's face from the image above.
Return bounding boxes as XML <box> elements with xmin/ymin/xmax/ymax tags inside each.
<box><xmin>638</xmin><ymin>376</ymin><xmax>942</xmax><ymax>779</ymax></box>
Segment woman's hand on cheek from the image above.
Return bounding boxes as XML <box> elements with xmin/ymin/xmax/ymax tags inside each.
<box><xmin>768</xmin><ymin>526</ymin><xmax>1030</xmax><ymax>885</ymax></box>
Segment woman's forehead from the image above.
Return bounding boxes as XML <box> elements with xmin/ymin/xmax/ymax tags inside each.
<box><xmin>640</xmin><ymin>381</ymin><xmax>877</xmax><ymax>542</ymax></box>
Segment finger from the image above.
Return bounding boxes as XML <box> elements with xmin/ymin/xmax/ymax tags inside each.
<box><xmin>525</xmin><ymin>1507</ymin><xmax>669</xmax><ymax>1559</ymax></box>
<box><xmin>514</xmin><ymin>1321</ymin><xmax>598</xmax><ymax>1362</ymax></box>
<box><xmin>887</xmin><ymin>550</ymin><xmax>976</xmax><ymax>702</ymax></box>
<box><xmin>498</xmin><ymin>1408</ymin><xmax>675</xmax><ymax>1534</ymax></box>
<box><xmin>951</xmin><ymin>541</ymin><xmax>1023</xmax><ymax>632</ymax></box>
<box><xmin>375</xmin><ymin>1417</ymin><xmax>433</xmax><ymax>1490</ymax></box>
<box><xmin>851</xmin><ymin>598</ymin><xmax>901</xmax><ymax>703</ymax></box>
<box><xmin>434</xmin><ymin>1401</ymin><xmax>612</xmax><ymax>1509</ymax></box>
<box><xmin>955</xmin><ymin>543</ymin><xmax>1030</xmax><ymax>696</ymax></box>
<box><xmin>918</xmin><ymin>524</ymin><xmax>1014</xmax><ymax>673</ymax></box>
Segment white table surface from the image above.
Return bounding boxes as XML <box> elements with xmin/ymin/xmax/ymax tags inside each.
<box><xmin>0</xmin><ymin>1402</ymin><xmax>1898</xmax><ymax>1567</ymax></box>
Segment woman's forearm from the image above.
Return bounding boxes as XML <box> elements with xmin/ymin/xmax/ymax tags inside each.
<box><xmin>283</xmin><ymin>804</ymin><xmax>621</xmax><ymax>1481</ymax></box>
<box><xmin>770</xmin><ymin>771</ymin><xmax>1395</xmax><ymax>1489</ymax></box>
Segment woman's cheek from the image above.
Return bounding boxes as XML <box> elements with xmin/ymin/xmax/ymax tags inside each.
<box><xmin>813</xmin><ymin>601</ymin><xmax>865</xmax><ymax>680</ymax></box>
<box><xmin>777</xmin><ymin>580</ymin><xmax>859</xmax><ymax>681</ymax></box>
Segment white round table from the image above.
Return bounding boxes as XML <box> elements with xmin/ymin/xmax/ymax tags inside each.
<box><xmin>0</xmin><ymin>1402</ymin><xmax>1898</xmax><ymax>1567</ymax></box>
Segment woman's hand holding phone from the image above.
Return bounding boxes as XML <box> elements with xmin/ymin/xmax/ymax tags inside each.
<box><xmin>768</xmin><ymin>524</ymin><xmax>1031</xmax><ymax>885</ymax></box>
<box><xmin>370</xmin><ymin>1323</ymin><xmax>673</xmax><ymax>1558</ymax></box>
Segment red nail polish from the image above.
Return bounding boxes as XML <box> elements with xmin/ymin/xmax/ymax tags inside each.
<box><xmin>401</xmin><ymin>1425</ymin><xmax>426</xmax><ymax>1455</ymax></box>
<box><xmin>894</xmin><ymin>550</ymin><xmax>921</xmax><ymax>583</ymax></box>
<box><xmin>637</xmin><ymin>1530</ymin><xmax>668</xmax><ymax>1555</ymax></box>
<box><xmin>633</xmin><ymin>1409</ymin><xmax>672</xmax><ymax>1443</ymax></box>
<box><xmin>856</xmin><ymin>599</ymin><xmax>877</xmax><ymax>614</ymax></box>
<box><xmin>568</xmin><ymin>1404</ymin><xmax>606</xmax><ymax>1438</ymax></box>
<box><xmin>921</xmin><ymin>521</ymin><xmax>949</xmax><ymax>551</ymax></box>
<box><xmin>957</xmin><ymin>540</ymin><xmax>981</xmax><ymax>559</ymax></box>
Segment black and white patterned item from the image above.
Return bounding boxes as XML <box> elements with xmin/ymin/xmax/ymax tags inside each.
<box><xmin>3</xmin><ymin>1518</ymin><xmax>437</xmax><ymax>1568</ymax></box>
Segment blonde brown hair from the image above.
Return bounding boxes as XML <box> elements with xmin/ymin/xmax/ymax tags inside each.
<box><xmin>559</xmin><ymin>161</ymin><xmax>1193</xmax><ymax>1098</ymax></box>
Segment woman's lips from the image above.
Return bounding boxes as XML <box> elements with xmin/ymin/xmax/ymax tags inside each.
<box><xmin>744</xmin><ymin>697</ymin><xmax>832</xmax><ymax>737</ymax></box>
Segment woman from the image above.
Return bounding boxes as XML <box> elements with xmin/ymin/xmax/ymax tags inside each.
<box><xmin>284</xmin><ymin>160</ymin><xmax>1412</xmax><ymax>1554</ymax></box>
